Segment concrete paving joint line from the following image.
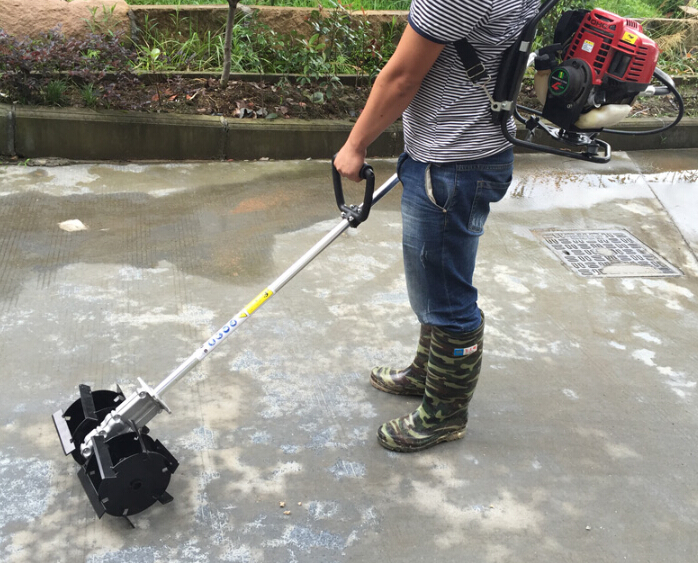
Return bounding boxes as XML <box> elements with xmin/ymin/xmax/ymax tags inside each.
<box><xmin>0</xmin><ymin>103</ymin><xmax>695</xmax><ymax>161</ymax></box>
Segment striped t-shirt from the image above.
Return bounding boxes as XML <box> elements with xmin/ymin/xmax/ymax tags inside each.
<box><xmin>404</xmin><ymin>0</ymin><xmax>539</xmax><ymax>162</ymax></box>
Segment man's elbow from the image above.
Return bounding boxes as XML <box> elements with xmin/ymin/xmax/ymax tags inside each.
<box><xmin>376</xmin><ymin>66</ymin><xmax>424</xmax><ymax>98</ymax></box>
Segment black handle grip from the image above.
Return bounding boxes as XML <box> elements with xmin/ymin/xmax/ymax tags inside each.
<box><xmin>331</xmin><ymin>158</ymin><xmax>375</xmax><ymax>228</ymax></box>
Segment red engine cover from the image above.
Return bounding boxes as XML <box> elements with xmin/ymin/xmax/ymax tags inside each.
<box><xmin>565</xmin><ymin>8</ymin><xmax>659</xmax><ymax>86</ymax></box>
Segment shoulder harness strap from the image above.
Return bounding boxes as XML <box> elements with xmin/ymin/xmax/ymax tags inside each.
<box><xmin>453</xmin><ymin>38</ymin><xmax>489</xmax><ymax>83</ymax></box>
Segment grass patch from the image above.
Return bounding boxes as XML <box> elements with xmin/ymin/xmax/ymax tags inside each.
<box><xmin>125</xmin><ymin>0</ymin><xmax>413</xmax><ymax>9</ymax></box>
<box><xmin>133</xmin><ymin>5</ymin><xmax>403</xmax><ymax>79</ymax></box>
<box><xmin>43</xmin><ymin>79</ymin><xmax>68</xmax><ymax>106</ymax></box>
<box><xmin>123</xmin><ymin>0</ymin><xmax>664</xmax><ymax>17</ymax></box>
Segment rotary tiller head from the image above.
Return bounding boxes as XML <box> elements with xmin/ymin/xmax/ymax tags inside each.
<box><xmin>53</xmin><ymin>384</ymin><xmax>126</xmax><ymax>465</ymax></box>
<box><xmin>78</xmin><ymin>428</ymin><xmax>178</xmax><ymax>519</ymax></box>
<box><xmin>53</xmin><ymin>384</ymin><xmax>179</xmax><ymax>520</ymax></box>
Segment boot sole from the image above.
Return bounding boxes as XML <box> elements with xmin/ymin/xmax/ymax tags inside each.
<box><xmin>369</xmin><ymin>375</ymin><xmax>424</xmax><ymax>396</ymax></box>
<box><xmin>377</xmin><ymin>428</ymin><xmax>467</xmax><ymax>453</ymax></box>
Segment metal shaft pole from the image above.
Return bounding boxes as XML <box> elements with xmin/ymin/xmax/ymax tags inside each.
<box><xmin>154</xmin><ymin>173</ymin><xmax>399</xmax><ymax>397</ymax></box>
<box><xmin>77</xmin><ymin>173</ymin><xmax>400</xmax><ymax>455</ymax></box>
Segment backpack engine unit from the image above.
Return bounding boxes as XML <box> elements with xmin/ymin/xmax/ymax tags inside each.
<box><xmin>539</xmin><ymin>8</ymin><xmax>659</xmax><ymax>131</ymax></box>
<box><xmin>489</xmin><ymin>1</ymin><xmax>684</xmax><ymax>162</ymax></box>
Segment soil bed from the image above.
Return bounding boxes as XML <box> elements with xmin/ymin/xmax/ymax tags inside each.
<box><xmin>37</xmin><ymin>74</ymin><xmax>696</xmax><ymax>122</ymax></box>
<box><xmin>1</xmin><ymin>68</ymin><xmax>694</xmax><ymax>123</ymax></box>
<box><xmin>7</xmin><ymin>75</ymin><xmax>368</xmax><ymax>120</ymax></box>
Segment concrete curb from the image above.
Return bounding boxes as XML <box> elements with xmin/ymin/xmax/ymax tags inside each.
<box><xmin>0</xmin><ymin>103</ymin><xmax>695</xmax><ymax>161</ymax></box>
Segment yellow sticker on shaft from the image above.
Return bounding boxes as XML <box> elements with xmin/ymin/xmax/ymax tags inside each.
<box><xmin>622</xmin><ymin>32</ymin><xmax>638</xmax><ymax>45</ymax></box>
<box><xmin>245</xmin><ymin>288</ymin><xmax>274</xmax><ymax>314</ymax></box>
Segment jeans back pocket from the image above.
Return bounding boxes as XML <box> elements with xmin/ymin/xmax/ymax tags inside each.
<box><xmin>468</xmin><ymin>179</ymin><xmax>511</xmax><ymax>234</ymax></box>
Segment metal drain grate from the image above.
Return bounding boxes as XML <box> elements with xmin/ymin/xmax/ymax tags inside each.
<box><xmin>535</xmin><ymin>229</ymin><xmax>682</xmax><ymax>278</ymax></box>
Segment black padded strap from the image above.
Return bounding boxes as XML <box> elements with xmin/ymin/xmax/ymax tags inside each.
<box><xmin>453</xmin><ymin>38</ymin><xmax>489</xmax><ymax>83</ymax></box>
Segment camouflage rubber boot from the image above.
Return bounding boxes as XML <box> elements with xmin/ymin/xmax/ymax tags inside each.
<box><xmin>377</xmin><ymin>313</ymin><xmax>485</xmax><ymax>453</ymax></box>
<box><xmin>369</xmin><ymin>324</ymin><xmax>431</xmax><ymax>396</ymax></box>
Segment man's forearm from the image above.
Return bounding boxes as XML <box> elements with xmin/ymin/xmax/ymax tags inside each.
<box><xmin>334</xmin><ymin>25</ymin><xmax>444</xmax><ymax>182</ymax></box>
<box><xmin>344</xmin><ymin>67</ymin><xmax>423</xmax><ymax>153</ymax></box>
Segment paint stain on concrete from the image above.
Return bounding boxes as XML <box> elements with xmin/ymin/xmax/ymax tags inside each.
<box><xmin>307</xmin><ymin>428</ymin><xmax>343</xmax><ymax>451</ymax></box>
<box><xmin>633</xmin><ymin>331</ymin><xmax>662</xmax><ymax>344</ymax></box>
<box><xmin>329</xmin><ymin>459</ymin><xmax>366</xmax><ymax>479</ymax></box>
<box><xmin>221</xmin><ymin>545</ymin><xmax>254</xmax><ymax>563</ymax></box>
<box><xmin>229</xmin><ymin>350</ymin><xmax>271</xmax><ymax>377</ymax></box>
<box><xmin>621</xmin><ymin>278</ymin><xmax>694</xmax><ymax>311</ymax></box>
<box><xmin>409</xmin><ymin>481</ymin><xmax>544</xmax><ymax>549</ymax></box>
<box><xmin>265</xmin><ymin>524</ymin><xmax>344</xmax><ymax>552</ymax></box>
<box><xmin>493</xmin><ymin>266</ymin><xmax>531</xmax><ymax>295</ymax></box>
<box><xmin>271</xmin><ymin>461</ymin><xmax>303</xmax><ymax>481</ymax></box>
<box><xmin>86</xmin><ymin>547</ymin><xmax>158</xmax><ymax>563</ymax></box>
<box><xmin>604</xmin><ymin>442</ymin><xmax>641</xmax><ymax>460</ymax></box>
<box><xmin>632</xmin><ymin>348</ymin><xmax>696</xmax><ymax>399</ymax></box>
<box><xmin>563</xmin><ymin>389</ymin><xmax>579</xmax><ymax>400</ymax></box>
<box><xmin>217</xmin><ymin>452</ymin><xmax>306</xmax><ymax>497</ymax></box>
<box><xmin>615</xmin><ymin>201</ymin><xmax>656</xmax><ymax>216</ymax></box>
<box><xmin>250</xmin><ymin>431</ymin><xmax>272</xmax><ymax>444</ymax></box>
<box><xmin>180</xmin><ymin>426</ymin><xmax>217</xmax><ymax>451</ymax></box>
<box><xmin>307</xmin><ymin>500</ymin><xmax>340</xmax><ymax>520</ymax></box>
<box><xmin>0</xmin><ymin>454</ymin><xmax>52</xmax><ymax>529</ymax></box>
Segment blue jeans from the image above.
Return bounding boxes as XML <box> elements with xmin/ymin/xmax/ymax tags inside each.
<box><xmin>398</xmin><ymin>148</ymin><xmax>514</xmax><ymax>333</ymax></box>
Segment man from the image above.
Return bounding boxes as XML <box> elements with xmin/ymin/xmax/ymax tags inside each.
<box><xmin>334</xmin><ymin>0</ymin><xmax>539</xmax><ymax>452</ymax></box>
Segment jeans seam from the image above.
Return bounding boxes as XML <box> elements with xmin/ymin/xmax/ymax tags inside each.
<box><xmin>457</xmin><ymin>162</ymin><xmax>513</xmax><ymax>172</ymax></box>
<box><xmin>439</xmin><ymin>217</ymin><xmax>449</xmax><ymax>323</ymax></box>
<box><xmin>396</xmin><ymin>152</ymin><xmax>408</xmax><ymax>182</ymax></box>
<box><xmin>468</xmin><ymin>181</ymin><xmax>485</xmax><ymax>234</ymax></box>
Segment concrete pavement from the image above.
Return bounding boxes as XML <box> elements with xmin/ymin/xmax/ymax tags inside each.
<box><xmin>0</xmin><ymin>150</ymin><xmax>696</xmax><ymax>562</ymax></box>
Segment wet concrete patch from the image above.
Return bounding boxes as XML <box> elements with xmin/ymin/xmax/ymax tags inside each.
<box><xmin>0</xmin><ymin>161</ymin><xmax>359</xmax><ymax>310</ymax></box>
<box><xmin>1</xmin><ymin>155</ymin><xmax>697</xmax><ymax>562</ymax></box>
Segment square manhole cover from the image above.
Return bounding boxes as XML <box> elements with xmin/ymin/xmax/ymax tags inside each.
<box><xmin>535</xmin><ymin>229</ymin><xmax>682</xmax><ymax>278</ymax></box>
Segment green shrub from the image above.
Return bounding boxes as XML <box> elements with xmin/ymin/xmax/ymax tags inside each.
<box><xmin>0</xmin><ymin>27</ymin><xmax>137</xmax><ymax>105</ymax></box>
